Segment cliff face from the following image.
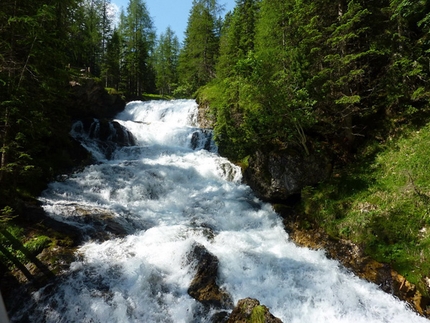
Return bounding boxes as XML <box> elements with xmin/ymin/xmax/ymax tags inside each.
<box><xmin>242</xmin><ymin>148</ymin><xmax>332</xmax><ymax>203</ymax></box>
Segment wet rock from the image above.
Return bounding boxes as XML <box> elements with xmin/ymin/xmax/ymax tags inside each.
<box><xmin>190</xmin><ymin>129</ymin><xmax>214</xmax><ymax>151</ymax></box>
<box><xmin>96</xmin><ymin>119</ymin><xmax>135</xmax><ymax>147</ymax></box>
<box><xmin>20</xmin><ymin>203</ymin><xmax>83</xmax><ymax>244</ymax></box>
<box><xmin>72</xmin><ymin>118</ymin><xmax>136</xmax><ymax>159</ymax></box>
<box><xmin>78</xmin><ymin>118</ymin><xmax>135</xmax><ymax>147</ymax></box>
<box><xmin>243</xmin><ymin>148</ymin><xmax>331</xmax><ymax>203</ymax></box>
<box><xmin>186</xmin><ymin>243</ymin><xmax>233</xmax><ymax>309</ymax></box>
<box><xmin>190</xmin><ymin>132</ymin><xmax>200</xmax><ymax>150</ymax></box>
<box><xmin>226</xmin><ymin>298</ymin><xmax>283</xmax><ymax>323</ymax></box>
<box><xmin>71</xmin><ymin>206</ymin><xmax>131</xmax><ymax>240</ymax></box>
<box><xmin>210</xmin><ymin>311</ymin><xmax>230</xmax><ymax>323</ymax></box>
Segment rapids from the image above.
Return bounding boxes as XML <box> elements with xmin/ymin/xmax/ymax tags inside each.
<box><xmin>9</xmin><ymin>100</ymin><xmax>428</xmax><ymax>322</ymax></box>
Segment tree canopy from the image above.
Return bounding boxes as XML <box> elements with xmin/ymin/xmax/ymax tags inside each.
<box><xmin>1</xmin><ymin>0</ymin><xmax>430</xmax><ymax>207</ymax></box>
<box><xmin>200</xmin><ymin>0</ymin><xmax>430</xmax><ymax>161</ymax></box>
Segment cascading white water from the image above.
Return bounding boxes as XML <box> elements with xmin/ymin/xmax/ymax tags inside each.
<box><xmin>10</xmin><ymin>99</ymin><xmax>428</xmax><ymax>323</ymax></box>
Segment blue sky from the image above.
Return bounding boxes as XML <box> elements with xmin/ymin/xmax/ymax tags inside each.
<box><xmin>111</xmin><ymin>0</ymin><xmax>237</xmax><ymax>43</ymax></box>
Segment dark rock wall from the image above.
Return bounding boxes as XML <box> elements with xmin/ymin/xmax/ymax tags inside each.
<box><xmin>68</xmin><ymin>79</ymin><xmax>126</xmax><ymax>120</ymax></box>
<box><xmin>243</xmin><ymin>148</ymin><xmax>331</xmax><ymax>203</ymax></box>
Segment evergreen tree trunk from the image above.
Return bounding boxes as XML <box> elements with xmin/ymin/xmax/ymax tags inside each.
<box><xmin>0</xmin><ymin>107</ymin><xmax>9</xmax><ymax>184</ymax></box>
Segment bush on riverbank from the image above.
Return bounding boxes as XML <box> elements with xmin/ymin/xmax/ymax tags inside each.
<box><xmin>301</xmin><ymin>123</ymin><xmax>430</xmax><ymax>294</ymax></box>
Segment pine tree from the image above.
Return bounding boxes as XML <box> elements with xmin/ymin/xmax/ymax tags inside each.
<box><xmin>177</xmin><ymin>0</ymin><xmax>221</xmax><ymax>96</ymax></box>
<box><xmin>120</xmin><ymin>0</ymin><xmax>156</xmax><ymax>96</ymax></box>
<box><xmin>68</xmin><ymin>0</ymin><xmax>114</xmax><ymax>76</ymax></box>
<box><xmin>306</xmin><ymin>1</ymin><xmax>393</xmax><ymax>151</ymax></box>
<box><xmin>383</xmin><ymin>0</ymin><xmax>430</xmax><ymax>120</ymax></box>
<box><xmin>154</xmin><ymin>27</ymin><xmax>180</xmax><ymax>96</ymax></box>
<box><xmin>251</xmin><ymin>0</ymin><xmax>318</xmax><ymax>153</ymax></box>
<box><xmin>216</xmin><ymin>0</ymin><xmax>260</xmax><ymax>79</ymax></box>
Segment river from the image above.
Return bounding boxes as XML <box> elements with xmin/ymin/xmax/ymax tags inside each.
<box><xmin>9</xmin><ymin>100</ymin><xmax>428</xmax><ymax>322</ymax></box>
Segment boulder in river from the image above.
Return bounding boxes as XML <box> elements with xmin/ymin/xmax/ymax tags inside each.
<box><xmin>186</xmin><ymin>243</ymin><xmax>233</xmax><ymax>309</ymax></box>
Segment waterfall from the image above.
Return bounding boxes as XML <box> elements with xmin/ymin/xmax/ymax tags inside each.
<box><xmin>9</xmin><ymin>99</ymin><xmax>427</xmax><ymax>323</ymax></box>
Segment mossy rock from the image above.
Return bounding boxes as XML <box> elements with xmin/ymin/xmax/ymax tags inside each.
<box><xmin>226</xmin><ymin>298</ymin><xmax>282</xmax><ymax>323</ymax></box>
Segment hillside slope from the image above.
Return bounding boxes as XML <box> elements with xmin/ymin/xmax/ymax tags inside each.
<box><xmin>301</xmin><ymin>123</ymin><xmax>430</xmax><ymax>296</ymax></box>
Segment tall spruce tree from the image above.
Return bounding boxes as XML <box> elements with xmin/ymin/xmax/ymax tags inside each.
<box><xmin>178</xmin><ymin>0</ymin><xmax>221</xmax><ymax>96</ymax></box>
<box><xmin>154</xmin><ymin>27</ymin><xmax>180</xmax><ymax>96</ymax></box>
<box><xmin>68</xmin><ymin>0</ymin><xmax>114</xmax><ymax>75</ymax></box>
<box><xmin>252</xmin><ymin>0</ymin><xmax>318</xmax><ymax>153</ymax></box>
<box><xmin>120</xmin><ymin>0</ymin><xmax>156</xmax><ymax>96</ymax></box>
<box><xmin>315</xmin><ymin>1</ymin><xmax>378</xmax><ymax>145</ymax></box>
<box><xmin>216</xmin><ymin>0</ymin><xmax>260</xmax><ymax>79</ymax></box>
<box><xmin>383</xmin><ymin>0</ymin><xmax>430</xmax><ymax>120</ymax></box>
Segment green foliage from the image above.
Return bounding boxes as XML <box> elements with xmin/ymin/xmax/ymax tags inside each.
<box><xmin>119</xmin><ymin>0</ymin><xmax>156</xmax><ymax>96</ymax></box>
<box><xmin>154</xmin><ymin>27</ymin><xmax>180</xmax><ymax>96</ymax></box>
<box><xmin>198</xmin><ymin>0</ymin><xmax>430</xmax><ymax>166</ymax></box>
<box><xmin>302</xmin><ymin>123</ymin><xmax>430</xmax><ymax>290</ymax></box>
<box><xmin>24</xmin><ymin>235</ymin><xmax>51</xmax><ymax>255</ymax></box>
<box><xmin>0</xmin><ymin>0</ymin><xmax>76</xmax><ymax>205</ymax></box>
<box><xmin>68</xmin><ymin>0</ymin><xmax>113</xmax><ymax>77</ymax></box>
<box><xmin>0</xmin><ymin>225</ymin><xmax>25</xmax><ymax>266</ymax></box>
<box><xmin>178</xmin><ymin>0</ymin><xmax>221</xmax><ymax>96</ymax></box>
<box><xmin>102</xmin><ymin>28</ymin><xmax>122</xmax><ymax>90</ymax></box>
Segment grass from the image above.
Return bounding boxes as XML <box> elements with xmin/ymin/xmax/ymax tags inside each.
<box><xmin>302</xmin><ymin>123</ymin><xmax>430</xmax><ymax>293</ymax></box>
<box><xmin>249</xmin><ymin>305</ymin><xmax>266</xmax><ymax>323</ymax></box>
<box><xmin>141</xmin><ymin>93</ymin><xmax>173</xmax><ymax>101</ymax></box>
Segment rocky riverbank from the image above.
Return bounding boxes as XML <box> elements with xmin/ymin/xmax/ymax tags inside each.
<box><xmin>275</xmin><ymin>204</ymin><xmax>430</xmax><ymax>318</ymax></box>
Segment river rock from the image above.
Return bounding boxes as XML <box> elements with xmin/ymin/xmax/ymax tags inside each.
<box><xmin>243</xmin><ymin>148</ymin><xmax>331</xmax><ymax>203</ymax></box>
<box><xmin>226</xmin><ymin>298</ymin><xmax>283</xmax><ymax>323</ymax></box>
<box><xmin>79</xmin><ymin>118</ymin><xmax>136</xmax><ymax>147</ymax></box>
<box><xmin>70</xmin><ymin>205</ymin><xmax>131</xmax><ymax>240</ymax></box>
<box><xmin>186</xmin><ymin>243</ymin><xmax>233</xmax><ymax>309</ymax></box>
<box><xmin>73</xmin><ymin>118</ymin><xmax>136</xmax><ymax>159</ymax></box>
